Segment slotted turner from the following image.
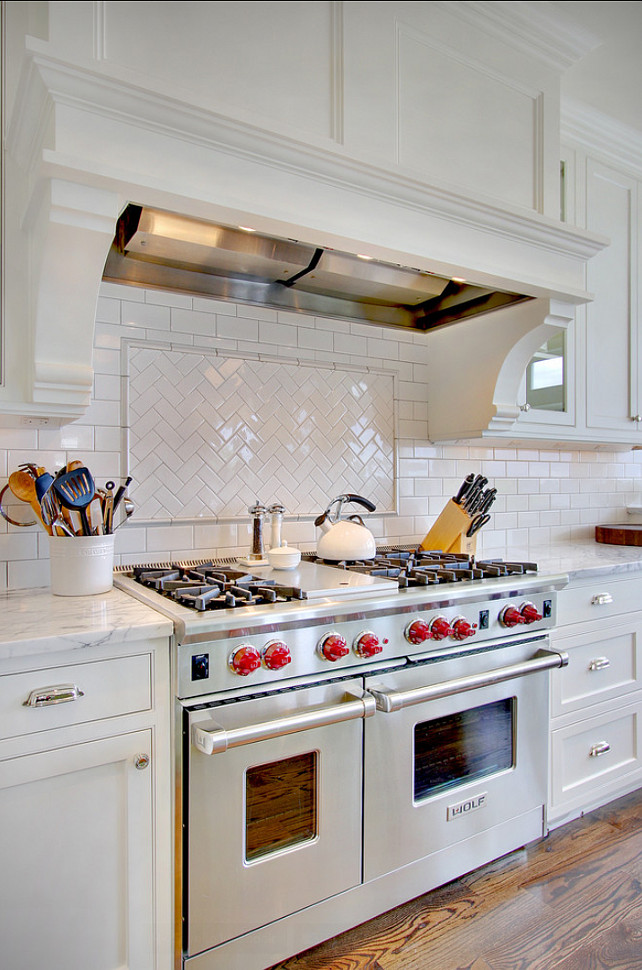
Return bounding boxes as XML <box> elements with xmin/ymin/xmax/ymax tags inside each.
<box><xmin>53</xmin><ymin>466</ymin><xmax>96</xmax><ymax>536</ymax></box>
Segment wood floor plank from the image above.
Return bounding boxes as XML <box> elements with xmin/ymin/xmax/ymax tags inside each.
<box><xmin>480</xmin><ymin>871</ymin><xmax>641</xmax><ymax>970</ymax></box>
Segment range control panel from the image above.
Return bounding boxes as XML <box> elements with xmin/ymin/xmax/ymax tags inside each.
<box><xmin>178</xmin><ymin>592</ymin><xmax>556</xmax><ymax>698</ymax></box>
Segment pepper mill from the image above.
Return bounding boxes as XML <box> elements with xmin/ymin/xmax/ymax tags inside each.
<box><xmin>248</xmin><ymin>501</ymin><xmax>267</xmax><ymax>561</ymax></box>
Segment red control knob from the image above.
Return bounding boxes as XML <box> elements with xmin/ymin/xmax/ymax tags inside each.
<box><xmin>354</xmin><ymin>631</ymin><xmax>383</xmax><ymax>658</ymax></box>
<box><xmin>229</xmin><ymin>644</ymin><xmax>261</xmax><ymax>676</ymax></box>
<box><xmin>499</xmin><ymin>605</ymin><xmax>525</xmax><ymax>628</ymax></box>
<box><xmin>520</xmin><ymin>602</ymin><xmax>543</xmax><ymax>624</ymax></box>
<box><xmin>451</xmin><ymin>617</ymin><xmax>475</xmax><ymax>641</ymax></box>
<box><xmin>319</xmin><ymin>632</ymin><xmax>349</xmax><ymax>662</ymax></box>
<box><xmin>405</xmin><ymin>619</ymin><xmax>432</xmax><ymax>645</ymax></box>
<box><xmin>430</xmin><ymin>616</ymin><xmax>453</xmax><ymax>641</ymax></box>
<box><xmin>262</xmin><ymin>640</ymin><xmax>292</xmax><ymax>670</ymax></box>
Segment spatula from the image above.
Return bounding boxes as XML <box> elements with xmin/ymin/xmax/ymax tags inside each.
<box><xmin>52</xmin><ymin>466</ymin><xmax>96</xmax><ymax>536</ymax></box>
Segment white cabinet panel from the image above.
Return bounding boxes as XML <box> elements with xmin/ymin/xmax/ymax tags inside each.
<box><xmin>100</xmin><ymin>1</ymin><xmax>339</xmax><ymax>142</ymax></box>
<box><xmin>585</xmin><ymin>161</ymin><xmax>639</xmax><ymax>433</ymax></box>
<box><xmin>0</xmin><ymin>652</ymin><xmax>152</xmax><ymax>739</ymax></box>
<box><xmin>550</xmin><ymin>703</ymin><xmax>641</xmax><ymax>812</ymax></box>
<box><xmin>551</xmin><ymin>623</ymin><xmax>641</xmax><ymax>717</ymax></box>
<box><xmin>397</xmin><ymin>28</ymin><xmax>540</xmax><ymax>209</ymax></box>
<box><xmin>0</xmin><ymin>730</ymin><xmax>155</xmax><ymax>970</ymax></box>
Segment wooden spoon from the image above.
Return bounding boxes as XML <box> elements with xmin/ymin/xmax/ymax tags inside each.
<box><xmin>8</xmin><ymin>470</ymin><xmax>51</xmax><ymax>533</ymax></box>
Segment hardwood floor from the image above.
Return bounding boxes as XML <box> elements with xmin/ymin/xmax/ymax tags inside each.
<box><xmin>269</xmin><ymin>790</ymin><xmax>642</xmax><ymax>970</ymax></box>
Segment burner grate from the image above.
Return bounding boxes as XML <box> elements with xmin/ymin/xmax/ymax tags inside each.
<box><xmin>133</xmin><ymin>563</ymin><xmax>307</xmax><ymax>611</ymax></box>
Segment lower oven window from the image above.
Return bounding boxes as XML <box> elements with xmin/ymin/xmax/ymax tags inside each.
<box><xmin>414</xmin><ymin>698</ymin><xmax>515</xmax><ymax>801</ymax></box>
<box><xmin>245</xmin><ymin>751</ymin><xmax>318</xmax><ymax>862</ymax></box>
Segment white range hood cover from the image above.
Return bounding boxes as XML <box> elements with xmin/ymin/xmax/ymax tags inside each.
<box><xmin>2</xmin><ymin>11</ymin><xmax>606</xmax><ymax>429</ymax></box>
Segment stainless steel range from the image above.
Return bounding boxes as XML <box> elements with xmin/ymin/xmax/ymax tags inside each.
<box><xmin>115</xmin><ymin>550</ymin><xmax>569</xmax><ymax>970</ymax></box>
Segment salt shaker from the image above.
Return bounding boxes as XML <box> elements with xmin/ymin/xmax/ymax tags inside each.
<box><xmin>268</xmin><ymin>503</ymin><xmax>286</xmax><ymax>550</ymax></box>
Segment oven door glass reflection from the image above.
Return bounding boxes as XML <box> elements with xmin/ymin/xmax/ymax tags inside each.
<box><xmin>245</xmin><ymin>751</ymin><xmax>317</xmax><ymax>861</ymax></box>
<box><xmin>414</xmin><ymin>698</ymin><xmax>515</xmax><ymax>800</ymax></box>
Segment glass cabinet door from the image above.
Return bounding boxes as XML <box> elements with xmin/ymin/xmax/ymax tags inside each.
<box><xmin>525</xmin><ymin>332</ymin><xmax>566</xmax><ymax>412</ymax></box>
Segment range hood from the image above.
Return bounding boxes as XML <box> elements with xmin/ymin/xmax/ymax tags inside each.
<box><xmin>103</xmin><ymin>205</ymin><xmax>530</xmax><ymax>332</ymax></box>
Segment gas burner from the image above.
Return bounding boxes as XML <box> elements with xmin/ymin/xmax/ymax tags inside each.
<box><xmin>133</xmin><ymin>563</ymin><xmax>306</xmax><ymax>611</ymax></box>
<box><xmin>304</xmin><ymin>549</ymin><xmax>537</xmax><ymax>589</ymax></box>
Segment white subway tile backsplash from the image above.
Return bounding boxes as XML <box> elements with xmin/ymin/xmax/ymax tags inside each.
<box><xmin>2</xmin><ymin>286</ymin><xmax>642</xmax><ymax>589</ymax></box>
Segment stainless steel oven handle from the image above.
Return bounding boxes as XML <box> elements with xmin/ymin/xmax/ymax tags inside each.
<box><xmin>192</xmin><ymin>690</ymin><xmax>377</xmax><ymax>755</ymax></box>
<box><xmin>367</xmin><ymin>648</ymin><xmax>569</xmax><ymax>713</ymax></box>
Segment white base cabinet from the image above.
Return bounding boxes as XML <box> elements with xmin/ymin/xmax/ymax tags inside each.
<box><xmin>0</xmin><ymin>640</ymin><xmax>171</xmax><ymax>970</ymax></box>
<box><xmin>548</xmin><ymin>578</ymin><xmax>642</xmax><ymax>829</ymax></box>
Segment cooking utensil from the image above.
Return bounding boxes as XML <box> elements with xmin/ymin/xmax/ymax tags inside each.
<box><xmin>52</xmin><ymin>466</ymin><xmax>96</xmax><ymax>536</ymax></box>
<box><xmin>41</xmin><ymin>489</ymin><xmax>76</xmax><ymax>537</ymax></box>
<box><xmin>466</xmin><ymin>512</ymin><xmax>491</xmax><ymax>537</ymax></box>
<box><xmin>315</xmin><ymin>494</ymin><xmax>377</xmax><ymax>560</ymax></box>
<box><xmin>103</xmin><ymin>481</ymin><xmax>115</xmax><ymax>534</ymax></box>
<box><xmin>114</xmin><ymin>496</ymin><xmax>135</xmax><ymax>529</ymax></box>
<box><xmin>8</xmin><ymin>470</ymin><xmax>50</xmax><ymax>532</ymax></box>
<box><xmin>112</xmin><ymin>476</ymin><xmax>132</xmax><ymax>516</ymax></box>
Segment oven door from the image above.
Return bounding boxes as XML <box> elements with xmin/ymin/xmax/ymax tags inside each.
<box><xmin>184</xmin><ymin>678</ymin><xmax>373</xmax><ymax>956</ymax></box>
<box><xmin>363</xmin><ymin>637</ymin><xmax>566</xmax><ymax>882</ymax></box>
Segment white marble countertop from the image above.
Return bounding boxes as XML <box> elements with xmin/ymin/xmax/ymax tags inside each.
<box><xmin>485</xmin><ymin>539</ymin><xmax>642</xmax><ymax>582</ymax></box>
<box><xmin>0</xmin><ymin>586</ymin><xmax>173</xmax><ymax>662</ymax></box>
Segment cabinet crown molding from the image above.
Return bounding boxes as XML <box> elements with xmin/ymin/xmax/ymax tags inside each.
<box><xmin>447</xmin><ymin>1</ymin><xmax>600</xmax><ymax>71</ymax></box>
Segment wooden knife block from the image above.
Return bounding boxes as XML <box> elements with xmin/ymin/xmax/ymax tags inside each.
<box><xmin>419</xmin><ymin>499</ymin><xmax>477</xmax><ymax>555</ymax></box>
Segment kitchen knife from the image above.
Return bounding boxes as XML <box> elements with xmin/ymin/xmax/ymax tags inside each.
<box><xmin>453</xmin><ymin>473</ymin><xmax>475</xmax><ymax>505</ymax></box>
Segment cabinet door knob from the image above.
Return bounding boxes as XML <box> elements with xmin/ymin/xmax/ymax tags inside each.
<box><xmin>589</xmin><ymin>657</ymin><xmax>611</xmax><ymax>672</ymax></box>
<box><xmin>23</xmin><ymin>684</ymin><xmax>85</xmax><ymax>707</ymax></box>
<box><xmin>591</xmin><ymin>593</ymin><xmax>613</xmax><ymax>606</ymax></box>
<box><xmin>135</xmin><ymin>754</ymin><xmax>150</xmax><ymax>770</ymax></box>
<box><xmin>631</xmin><ymin>415</ymin><xmax>642</xmax><ymax>422</ymax></box>
<box><xmin>589</xmin><ymin>741</ymin><xmax>611</xmax><ymax>758</ymax></box>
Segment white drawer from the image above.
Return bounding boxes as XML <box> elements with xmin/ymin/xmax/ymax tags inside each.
<box><xmin>556</xmin><ymin>576</ymin><xmax>642</xmax><ymax>627</ymax></box>
<box><xmin>550</xmin><ymin>700</ymin><xmax>641</xmax><ymax>811</ymax></box>
<box><xmin>551</xmin><ymin>620</ymin><xmax>642</xmax><ymax>717</ymax></box>
<box><xmin>0</xmin><ymin>653</ymin><xmax>152</xmax><ymax>740</ymax></box>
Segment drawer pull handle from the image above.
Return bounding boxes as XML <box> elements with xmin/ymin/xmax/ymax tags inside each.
<box><xmin>23</xmin><ymin>684</ymin><xmax>85</xmax><ymax>708</ymax></box>
<box><xmin>591</xmin><ymin>593</ymin><xmax>613</xmax><ymax>606</ymax></box>
<box><xmin>589</xmin><ymin>657</ymin><xmax>611</xmax><ymax>672</ymax></box>
<box><xmin>589</xmin><ymin>741</ymin><xmax>611</xmax><ymax>758</ymax></box>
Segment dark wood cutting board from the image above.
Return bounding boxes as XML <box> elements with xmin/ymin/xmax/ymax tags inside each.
<box><xmin>595</xmin><ymin>523</ymin><xmax>642</xmax><ymax>546</ymax></box>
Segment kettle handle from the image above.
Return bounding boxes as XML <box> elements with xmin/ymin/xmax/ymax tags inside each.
<box><xmin>341</xmin><ymin>494</ymin><xmax>376</xmax><ymax>512</ymax></box>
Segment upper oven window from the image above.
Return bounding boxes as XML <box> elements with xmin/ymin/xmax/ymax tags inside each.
<box><xmin>245</xmin><ymin>752</ymin><xmax>318</xmax><ymax>862</ymax></box>
<box><xmin>413</xmin><ymin>698</ymin><xmax>515</xmax><ymax>801</ymax></box>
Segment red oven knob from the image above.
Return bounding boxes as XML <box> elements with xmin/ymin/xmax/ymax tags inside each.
<box><xmin>353</xmin><ymin>631</ymin><xmax>383</xmax><ymax>658</ymax></box>
<box><xmin>262</xmin><ymin>640</ymin><xmax>292</xmax><ymax>670</ymax></box>
<box><xmin>229</xmin><ymin>644</ymin><xmax>261</xmax><ymax>676</ymax></box>
<box><xmin>520</xmin><ymin>602</ymin><xmax>543</xmax><ymax>624</ymax></box>
<box><xmin>405</xmin><ymin>619</ymin><xmax>431</xmax><ymax>644</ymax></box>
<box><xmin>499</xmin><ymin>605</ymin><xmax>525</xmax><ymax>628</ymax></box>
<box><xmin>318</xmin><ymin>632</ymin><xmax>349</xmax><ymax>662</ymax></box>
<box><xmin>451</xmin><ymin>617</ymin><xmax>475</xmax><ymax>641</ymax></box>
<box><xmin>429</xmin><ymin>616</ymin><xmax>453</xmax><ymax>641</ymax></box>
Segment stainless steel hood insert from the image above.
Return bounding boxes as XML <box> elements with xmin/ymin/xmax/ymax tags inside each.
<box><xmin>103</xmin><ymin>205</ymin><xmax>530</xmax><ymax>331</ymax></box>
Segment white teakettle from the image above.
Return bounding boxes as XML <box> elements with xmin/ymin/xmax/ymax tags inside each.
<box><xmin>314</xmin><ymin>494</ymin><xmax>377</xmax><ymax>561</ymax></box>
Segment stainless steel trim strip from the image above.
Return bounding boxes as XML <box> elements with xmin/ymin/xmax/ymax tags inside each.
<box><xmin>191</xmin><ymin>690</ymin><xmax>377</xmax><ymax>755</ymax></box>
<box><xmin>367</xmin><ymin>648</ymin><xmax>569</xmax><ymax>712</ymax></box>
